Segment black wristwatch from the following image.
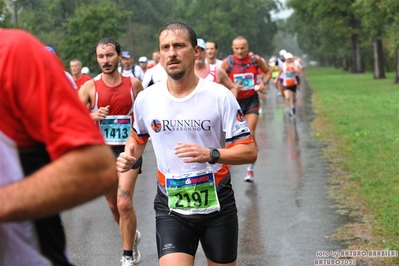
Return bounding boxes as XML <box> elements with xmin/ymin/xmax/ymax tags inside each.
<box><xmin>208</xmin><ymin>148</ymin><xmax>220</xmax><ymax>164</ymax></box>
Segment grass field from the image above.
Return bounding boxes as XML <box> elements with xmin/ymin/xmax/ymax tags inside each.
<box><xmin>305</xmin><ymin>67</ymin><xmax>399</xmax><ymax>265</ymax></box>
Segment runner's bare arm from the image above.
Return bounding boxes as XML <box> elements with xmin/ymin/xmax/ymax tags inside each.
<box><xmin>293</xmin><ymin>63</ymin><xmax>301</xmax><ymax>74</ymax></box>
<box><xmin>274</xmin><ymin>68</ymin><xmax>283</xmax><ymax>85</ymax></box>
<box><xmin>216</xmin><ymin>67</ymin><xmax>241</xmax><ymax>98</ymax></box>
<box><xmin>257</xmin><ymin>55</ymin><xmax>272</xmax><ymax>83</ymax></box>
<box><xmin>78</xmin><ymin>79</ymin><xmax>94</xmax><ymax>107</ymax></box>
<box><xmin>174</xmin><ymin>141</ymin><xmax>257</xmax><ymax>165</ymax></box>
<box><xmin>0</xmin><ymin>145</ymin><xmax>116</xmax><ymax>221</ymax></box>
<box><xmin>116</xmin><ymin>134</ymin><xmax>147</xmax><ymax>173</ymax></box>
<box><xmin>255</xmin><ymin>55</ymin><xmax>272</xmax><ymax>91</ymax></box>
<box><xmin>220</xmin><ymin>58</ymin><xmax>229</xmax><ymax>72</ymax></box>
<box><xmin>130</xmin><ymin>77</ymin><xmax>144</xmax><ymax>99</ymax></box>
<box><xmin>78</xmin><ymin>80</ymin><xmax>109</xmax><ymax>121</ymax></box>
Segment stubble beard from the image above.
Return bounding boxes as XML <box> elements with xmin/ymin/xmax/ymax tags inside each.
<box><xmin>168</xmin><ymin>70</ymin><xmax>186</xmax><ymax>80</ymax></box>
<box><xmin>102</xmin><ymin>64</ymin><xmax>118</xmax><ymax>75</ymax></box>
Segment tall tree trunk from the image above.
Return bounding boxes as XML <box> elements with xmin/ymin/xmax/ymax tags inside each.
<box><xmin>351</xmin><ymin>33</ymin><xmax>363</xmax><ymax>73</ymax></box>
<box><xmin>342</xmin><ymin>58</ymin><xmax>349</xmax><ymax>71</ymax></box>
<box><xmin>395</xmin><ymin>49</ymin><xmax>399</xmax><ymax>84</ymax></box>
<box><xmin>351</xmin><ymin>18</ymin><xmax>364</xmax><ymax>73</ymax></box>
<box><xmin>334</xmin><ymin>58</ymin><xmax>340</xmax><ymax>69</ymax></box>
<box><xmin>372</xmin><ymin>37</ymin><xmax>386</xmax><ymax>79</ymax></box>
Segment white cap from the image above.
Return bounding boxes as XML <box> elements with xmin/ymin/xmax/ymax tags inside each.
<box><xmin>279</xmin><ymin>49</ymin><xmax>287</xmax><ymax>56</ymax></box>
<box><xmin>138</xmin><ymin>56</ymin><xmax>148</xmax><ymax>63</ymax></box>
<box><xmin>197</xmin><ymin>39</ymin><xmax>206</xmax><ymax>50</ymax></box>
<box><xmin>81</xmin><ymin>67</ymin><xmax>90</xmax><ymax>74</ymax></box>
<box><xmin>284</xmin><ymin>52</ymin><xmax>293</xmax><ymax>59</ymax></box>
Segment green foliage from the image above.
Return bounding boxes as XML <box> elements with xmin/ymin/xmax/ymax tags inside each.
<box><xmin>60</xmin><ymin>0</ymin><xmax>130</xmax><ymax>74</ymax></box>
<box><xmin>287</xmin><ymin>0</ymin><xmax>355</xmax><ymax>63</ymax></box>
<box><xmin>114</xmin><ymin>0</ymin><xmax>175</xmax><ymax>59</ymax></box>
<box><xmin>353</xmin><ymin>0</ymin><xmax>399</xmax><ymax>74</ymax></box>
<box><xmin>288</xmin><ymin>0</ymin><xmax>399</xmax><ymax>73</ymax></box>
<box><xmin>0</xmin><ymin>0</ymin><xmax>12</xmax><ymax>28</ymax></box>
<box><xmin>14</xmin><ymin>0</ymin><xmax>280</xmax><ymax>70</ymax></box>
<box><xmin>170</xmin><ymin>0</ymin><xmax>278</xmax><ymax>59</ymax></box>
<box><xmin>354</xmin><ymin>0</ymin><xmax>399</xmax><ymax>38</ymax></box>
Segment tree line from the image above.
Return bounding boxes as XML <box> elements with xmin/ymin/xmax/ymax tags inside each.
<box><xmin>1</xmin><ymin>0</ymin><xmax>279</xmax><ymax>74</ymax></box>
<box><xmin>286</xmin><ymin>0</ymin><xmax>399</xmax><ymax>83</ymax></box>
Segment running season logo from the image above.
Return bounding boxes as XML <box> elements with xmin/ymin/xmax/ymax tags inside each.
<box><xmin>236</xmin><ymin>109</ymin><xmax>245</xmax><ymax>122</ymax></box>
<box><xmin>151</xmin><ymin>119</ymin><xmax>162</xmax><ymax>133</ymax></box>
<box><xmin>150</xmin><ymin>119</ymin><xmax>211</xmax><ymax>133</ymax></box>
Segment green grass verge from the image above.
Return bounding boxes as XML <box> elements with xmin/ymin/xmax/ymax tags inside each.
<box><xmin>306</xmin><ymin>67</ymin><xmax>399</xmax><ymax>263</ymax></box>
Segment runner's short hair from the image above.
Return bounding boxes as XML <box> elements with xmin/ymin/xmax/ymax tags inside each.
<box><xmin>159</xmin><ymin>22</ymin><xmax>197</xmax><ymax>49</ymax></box>
<box><xmin>94</xmin><ymin>38</ymin><xmax>121</xmax><ymax>55</ymax></box>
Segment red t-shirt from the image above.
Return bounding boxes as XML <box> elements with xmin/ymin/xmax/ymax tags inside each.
<box><xmin>74</xmin><ymin>73</ymin><xmax>92</xmax><ymax>90</ymax></box>
<box><xmin>0</xmin><ymin>28</ymin><xmax>106</xmax><ymax>266</ymax></box>
<box><xmin>0</xmin><ymin>29</ymin><xmax>105</xmax><ymax>160</ymax></box>
<box><xmin>147</xmin><ymin>62</ymin><xmax>156</xmax><ymax>69</ymax></box>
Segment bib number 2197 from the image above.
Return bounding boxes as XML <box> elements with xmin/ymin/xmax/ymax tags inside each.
<box><xmin>166</xmin><ymin>171</ymin><xmax>220</xmax><ymax>215</ymax></box>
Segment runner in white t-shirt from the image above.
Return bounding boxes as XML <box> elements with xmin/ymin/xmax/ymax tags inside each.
<box><xmin>119</xmin><ymin>51</ymin><xmax>145</xmax><ymax>81</ymax></box>
<box><xmin>116</xmin><ymin>22</ymin><xmax>257</xmax><ymax>266</ymax></box>
<box><xmin>142</xmin><ymin>62</ymin><xmax>168</xmax><ymax>89</ymax></box>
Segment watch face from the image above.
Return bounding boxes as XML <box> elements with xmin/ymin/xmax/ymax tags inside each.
<box><xmin>211</xmin><ymin>149</ymin><xmax>220</xmax><ymax>159</ymax></box>
<box><xmin>209</xmin><ymin>148</ymin><xmax>220</xmax><ymax>164</ymax></box>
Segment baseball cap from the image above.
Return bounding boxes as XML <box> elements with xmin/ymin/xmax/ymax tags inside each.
<box><xmin>81</xmin><ymin>67</ymin><xmax>90</xmax><ymax>74</ymax></box>
<box><xmin>138</xmin><ymin>56</ymin><xmax>148</xmax><ymax>63</ymax></box>
<box><xmin>284</xmin><ymin>52</ymin><xmax>293</xmax><ymax>59</ymax></box>
<box><xmin>45</xmin><ymin>46</ymin><xmax>56</xmax><ymax>55</ymax></box>
<box><xmin>197</xmin><ymin>39</ymin><xmax>206</xmax><ymax>50</ymax></box>
<box><xmin>122</xmin><ymin>51</ymin><xmax>132</xmax><ymax>58</ymax></box>
<box><xmin>279</xmin><ymin>49</ymin><xmax>287</xmax><ymax>56</ymax></box>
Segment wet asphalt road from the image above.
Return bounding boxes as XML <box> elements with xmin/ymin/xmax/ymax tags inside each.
<box><xmin>62</xmin><ymin>77</ymin><xmax>347</xmax><ymax>266</ymax></box>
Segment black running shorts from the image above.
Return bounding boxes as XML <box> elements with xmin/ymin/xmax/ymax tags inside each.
<box><xmin>154</xmin><ymin>175</ymin><xmax>238</xmax><ymax>263</ymax></box>
<box><xmin>155</xmin><ymin>210</ymin><xmax>238</xmax><ymax>263</ymax></box>
<box><xmin>283</xmin><ymin>85</ymin><xmax>297</xmax><ymax>93</ymax></box>
<box><xmin>237</xmin><ymin>93</ymin><xmax>260</xmax><ymax>115</ymax></box>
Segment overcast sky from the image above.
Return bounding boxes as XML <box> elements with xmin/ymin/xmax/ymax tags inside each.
<box><xmin>270</xmin><ymin>0</ymin><xmax>293</xmax><ymax>20</ymax></box>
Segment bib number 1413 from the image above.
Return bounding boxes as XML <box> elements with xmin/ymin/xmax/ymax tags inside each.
<box><xmin>103</xmin><ymin>127</ymin><xmax>129</xmax><ymax>139</ymax></box>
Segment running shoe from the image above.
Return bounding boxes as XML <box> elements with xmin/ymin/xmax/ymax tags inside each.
<box><xmin>121</xmin><ymin>256</ymin><xmax>134</xmax><ymax>266</ymax></box>
<box><xmin>244</xmin><ymin>170</ymin><xmax>254</xmax><ymax>183</ymax></box>
<box><xmin>285</xmin><ymin>109</ymin><xmax>293</xmax><ymax>117</ymax></box>
<box><xmin>292</xmin><ymin>107</ymin><xmax>296</xmax><ymax>115</ymax></box>
<box><xmin>132</xmin><ymin>230</ymin><xmax>141</xmax><ymax>264</ymax></box>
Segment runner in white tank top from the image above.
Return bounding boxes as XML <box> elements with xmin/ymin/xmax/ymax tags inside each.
<box><xmin>194</xmin><ymin>38</ymin><xmax>242</xmax><ymax>97</ymax></box>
